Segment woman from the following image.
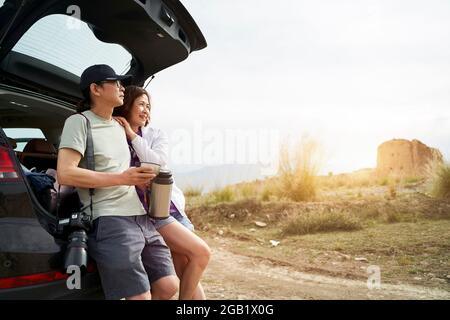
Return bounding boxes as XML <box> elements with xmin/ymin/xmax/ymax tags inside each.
<box><xmin>113</xmin><ymin>85</ymin><xmax>210</xmax><ymax>300</ymax></box>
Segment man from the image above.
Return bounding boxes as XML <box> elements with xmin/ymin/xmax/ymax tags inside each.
<box><xmin>57</xmin><ymin>64</ymin><xmax>178</xmax><ymax>300</ymax></box>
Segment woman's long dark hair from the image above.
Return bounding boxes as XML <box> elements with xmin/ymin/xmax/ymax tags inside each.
<box><xmin>113</xmin><ymin>85</ymin><xmax>150</xmax><ymax>126</ymax></box>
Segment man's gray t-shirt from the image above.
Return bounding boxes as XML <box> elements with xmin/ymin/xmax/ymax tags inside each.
<box><xmin>59</xmin><ymin>110</ymin><xmax>146</xmax><ymax>220</ymax></box>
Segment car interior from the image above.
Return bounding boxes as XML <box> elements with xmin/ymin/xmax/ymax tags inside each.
<box><xmin>0</xmin><ymin>83</ymin><xmax>78</xmax><ymax>215</ymax></box>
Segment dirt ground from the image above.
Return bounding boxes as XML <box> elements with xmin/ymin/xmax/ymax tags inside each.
<box><xmin>200</xmin><ymin>235</ymin><xmax>450</xmax><ymax>300</ymax></box>
<box><xmin>187</xmin><ymin>181</ymin><xmax>450</xmax><ymax>300</ymax></box>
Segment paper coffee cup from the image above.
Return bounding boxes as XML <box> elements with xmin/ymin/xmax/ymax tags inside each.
<box><xmin>139</xmin><ymin>162</ymin><xmax>161</xmax><ymax>175</ymax></box>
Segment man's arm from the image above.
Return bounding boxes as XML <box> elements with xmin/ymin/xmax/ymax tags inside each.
<box><xmin>57</xmin><ymin>148</ymin><xmax>155</xmax><ymax>188</ymax></box>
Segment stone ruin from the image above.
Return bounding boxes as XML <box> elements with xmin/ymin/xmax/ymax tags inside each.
<box><xmin>376</xmin><ymin>139</ymin><xmax>443</xmax><ymax>177</ymax></box>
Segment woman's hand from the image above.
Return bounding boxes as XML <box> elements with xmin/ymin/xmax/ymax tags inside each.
<box><xmin>136</xmin><ymin>180</ymin><xmax>152</xmax><ymax>191</ymax></box>
<box><xmin>114</xmin><ymin>116</ymin><xmax>137</xmax><ymax>140</ymax></box>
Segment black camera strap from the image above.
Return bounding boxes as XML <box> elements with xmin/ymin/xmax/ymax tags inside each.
<box><xmin>78</xmin><ymin>113</ymin><xmax>96</xmax><ymax>196</ymax></box>
<box><xmin>56</xmin><ymin>113</ymin><xmax>95</xmax><ymax>220</ymax></box>
<box><xmin>78</xmin><ymin>113</ymin><xmax>95</xmax><ymax>218</ymax></box>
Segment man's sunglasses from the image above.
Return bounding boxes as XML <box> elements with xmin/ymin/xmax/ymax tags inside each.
<box><xmin>96</xmin><ymin>80</ymin><xmax>124</xmax><ymax>88</ymax></box>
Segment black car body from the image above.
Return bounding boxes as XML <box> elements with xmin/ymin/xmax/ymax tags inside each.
<box><xmin>0</xmin><ymin>0</ymin><xmax>206</xmax><ymax>299</ymax></box>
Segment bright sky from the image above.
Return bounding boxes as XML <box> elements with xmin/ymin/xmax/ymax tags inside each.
<box><xmin>147</xmin><ymin>0</ymin><xmax>450</xmax><ymax>175</ymax></box>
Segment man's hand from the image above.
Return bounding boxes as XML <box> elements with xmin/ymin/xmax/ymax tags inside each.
<box><xmin>121</xmin><ymin>167</ymin><xmax>156</xmax><ymax>186</ymax></box>
<box><xmin>58</xmin><ymin>149</ymin><xmax>155</xmax><ymax>188</ymax></box>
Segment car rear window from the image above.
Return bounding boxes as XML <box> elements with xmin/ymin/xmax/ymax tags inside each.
<box><xmin>11</xmin><ymin>14</ymin><xmax>132</xmax><ymax>76</ymax></box>
<box><xmin>3</xmin><ymin>128</ymin><xmax>45</xmax><ymax>151</ymax></box>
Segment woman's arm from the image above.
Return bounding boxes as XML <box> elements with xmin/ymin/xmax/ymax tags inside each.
<box><xmin>113</xmin><ymin>117</ymin><xmax>169</xmax><ymax>166</ymax></box>
<box><xmin>131</xmin><ymin>127</ymin><xmax>169</xmax><ymax>166</ymax></box>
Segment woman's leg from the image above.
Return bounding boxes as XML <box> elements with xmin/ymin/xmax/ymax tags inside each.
<box><xmin>150</xmin><ymin>275</ymin><xmax>179</xmax><ymax>300</ymax></box>
<box><xmin>172</xmin><ymin>252</ymin><xmax>206</xmax><ymax>300</ymax></box>
<box><xmin>158</xmin><ymin>221</ymin><xmax>211</xmax><ymax>300</ymax></box>
<box><xmin>126</xmin><ymin>291</ymin><xmax>152</xmax><ymax>300</ymax></box>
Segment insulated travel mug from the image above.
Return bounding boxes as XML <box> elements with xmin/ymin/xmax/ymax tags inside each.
<box><xmin>148</xmin><ymin>170</ymin><xmax>173</xmax><ymax>219</ymax></box>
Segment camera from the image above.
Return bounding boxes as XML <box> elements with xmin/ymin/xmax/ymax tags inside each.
<box><xmin>57</xmin><ymin>209</ymin><xmax>93</xmax><ymax>270</ymax></box>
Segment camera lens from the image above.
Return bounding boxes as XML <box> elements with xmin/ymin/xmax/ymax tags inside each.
<box><xmin>63</xmin><ymin>230</ymin><xmax>89</xmax><ymax>270</ymax></box>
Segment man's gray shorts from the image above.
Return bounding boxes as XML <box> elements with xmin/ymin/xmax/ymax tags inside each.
<box><xmin>87</xmin><ymin>215</ymin><xmax>176</xmax><ymax>300</ymax></box>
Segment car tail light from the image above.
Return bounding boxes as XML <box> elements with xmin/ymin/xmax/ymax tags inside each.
<box><xmin>0</xmin><ymin>262</ymin><xmax>98</xmax><ymax>289</ymax></box>
<box><xmin>0</xmin><ymin>271</ymin><xmax>69</xmax><ymax>289</ymax></box>
<box><xmin>0</xmin><ymin>146</ymin><xmax>19</xmax><ymax>179</ymax></box>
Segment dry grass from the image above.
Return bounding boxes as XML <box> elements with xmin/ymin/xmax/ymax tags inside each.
<box><xmin>211</xmin><ymin>186</ymin><xmax>235</xmax><ymax>203</ymax></box>
<box><xmin>188</xmin><ymin>191</ymin><xmax>450</xmax><ymax>237</ymax></box>
<box><xmin>427</xmin><ymin>160</ymin><xmax>450</xmax><ymax>199</ymax></box>
<box><xmin>261</xmin><ymin>184</ymin><xmax>276</xmax><ymax>201</ymax></box>
<box><xmin>388</xmin><ymin>184</ymin><xmax>397</xmax><ymax>199</ymax></box>
<box><xmin>276</xmin><ymin>137</ymin><xmax>323</xmax><ymax>202</ymax></box>
<box><xmin>233</xmin><ymin>182</ymin><xmax>260</xmax><ymax>200</ymax></box>
<box><xmin>317</xmin><ymin>171</ymin><xmax>424</xmax><ymax>192</ymax></box>
<box><xmin>198</xmin><ymin>137</ymin><xmax>323</xmax><ymax>205</ymax></box>
<box><xmin>188</xmin><ymin>158</ymin><xmax>450</xmax><ymax>290</ymax></box>
<box><xmin>282</xmin><ymin>210</ymin><xmax>363</xmax><ymax>235</ymax></box>
<box><xmin>183</xmin><ymin>185</ymin><xmax>203</xmax><ymax>197</ymax></box>
<box><xmin>317</xmin><ymin>172</ymin><xmax>374</xmax><ymax>190</ymax></box>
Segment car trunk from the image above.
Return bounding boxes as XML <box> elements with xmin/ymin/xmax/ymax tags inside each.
<box><xmin>0</xmin><ymin>85</ymin><xmax>104</xmax><ymax>298</ymax></box>
<box><xmin>0</xmin><ymin>0</ymin><xmax>206</xmax><ymax>298</ymax></box>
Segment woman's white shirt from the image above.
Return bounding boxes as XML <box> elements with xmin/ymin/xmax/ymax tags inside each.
<box><xmin>130</xmin><ymin>125</ymin><xmax>186</xmax><ymax>216</ymax></box>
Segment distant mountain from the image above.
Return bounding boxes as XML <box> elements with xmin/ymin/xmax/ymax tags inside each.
<box><xmin>172</xmin><ymin>164</ymin><xmax>265</xmax><ymax>193</ymax></box>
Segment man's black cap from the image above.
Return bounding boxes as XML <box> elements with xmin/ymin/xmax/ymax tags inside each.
<box><xmin>80</xmin><ymin>64</ymin><xmax>132</xmax><ymax>91</ymax></box>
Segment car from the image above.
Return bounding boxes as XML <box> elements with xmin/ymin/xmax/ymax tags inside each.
<box><xmin>0</xmin><ymin>0</ymin><xmax>206</xmax><ymax>299</ymax></box>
